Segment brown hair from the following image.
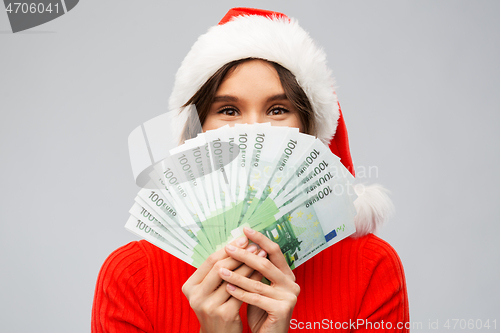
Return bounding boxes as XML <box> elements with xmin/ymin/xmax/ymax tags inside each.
<box><xmin>180</xmin><ymin>58</ymin><xmax>315</xmax><ymax>142</ymax></box>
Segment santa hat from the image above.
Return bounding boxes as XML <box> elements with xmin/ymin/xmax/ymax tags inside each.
<box><xmin>168</xmin><ymin>7</ymin><xmax>394</xmax><ymax>237</ymax></box>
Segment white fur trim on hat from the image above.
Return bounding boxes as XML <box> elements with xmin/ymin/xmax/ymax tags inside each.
<box><xmin>351</xmin><ymin>184</ymin><xmax>395</xmax><ymax>237</ymax></box>
<box><xmin>168</xmin><ymin>14</ymin><xmax>339</xmax><ymax>145</ymax></box>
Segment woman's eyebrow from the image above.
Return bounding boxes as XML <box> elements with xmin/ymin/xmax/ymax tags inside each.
<box><xmin>213</xmin><ymin>95</ymin><xmax>238</xmax><ymax>102</ymax></box>
<box><xmin>267</xmin><ymin>93</ymin><xmax>288</xmax><ymax>102</ymax></box>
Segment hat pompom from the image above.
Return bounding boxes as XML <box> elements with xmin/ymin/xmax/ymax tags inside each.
<box><xmin>351</xmin><ymin>184</ymin><xmax>395</xmax><ymax>237</ymax></box>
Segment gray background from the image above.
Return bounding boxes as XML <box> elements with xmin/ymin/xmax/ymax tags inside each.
<box><xmin>1</xmin><ymin>1</ymin><xmax>499</xmax><ymax>332</ymax></box>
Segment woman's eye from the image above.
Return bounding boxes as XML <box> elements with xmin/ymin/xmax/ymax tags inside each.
<box><xmin>217</xmin><ymin>107</ymin><xmax>239</xmax><ymax>116</ymax></box>
<box><xmin>268</xmin><ymin>107</ymin><xmax>289</xmax><ymax>116</ymax></box>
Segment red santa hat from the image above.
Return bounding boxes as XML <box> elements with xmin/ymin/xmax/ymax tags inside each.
<box><xmin>168</xmin><ymin>7</ymin><xmax>394</xmax><ymax>237</ymax></box>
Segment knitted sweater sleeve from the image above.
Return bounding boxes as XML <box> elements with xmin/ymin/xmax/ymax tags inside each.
<box><xmin>91</xmin><ymin>242</ymin><xmax>154</xmax><ymax>333</ymax></box>
<box><xmin>355</xmin><ymin>236</ymin><xmax>410</xmax><ymax>332</ymax></box>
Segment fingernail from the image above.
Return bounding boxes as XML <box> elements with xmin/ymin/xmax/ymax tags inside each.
<box><xmin>244</xmin><ymin>227</ymin><xmax>255</xmax><ymax>234</ymax></box>
<box><xmin>258</xmin><ymin>250</ymin><xmax>267</xmax><ymax>257</ymax></box>
<box><xmin>236</xmin><ymin>236</ymin><xmax>247</xmax><ymax>246</ymax></box>
<box><xmin>227</xmin><ymin>284</ymin><xmax>236</xmax><ymax>291</ymax></box>
<box><xmin>226</xmin><ymin>244</ymin><xmax>236</xmax><ymax>252</ymax></box>
<box><xmin>220</xmin><ymin>268</ymin><xmax>231</xmax><ymax>277</ymax></box>
<box><xmin>246</xmin><ymin>244</ymin><xmax>257</xmax><ymax>253</ymax></box>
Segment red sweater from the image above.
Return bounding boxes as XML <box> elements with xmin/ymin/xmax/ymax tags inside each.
<box><xmin>92</xmin><ymin>234</ymin><xmax>409</xmax><ymax>332</ymax></box>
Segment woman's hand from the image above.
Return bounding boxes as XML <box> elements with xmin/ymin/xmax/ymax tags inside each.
<box><xmin>182</xmin><ymin>236</ymin><xmax>262</xmax><ymax>333</ymax></box>
<box><xmin>219</xmin><ymin>227</ymin><xmax>300</xmax><ymax>333</ymax></box>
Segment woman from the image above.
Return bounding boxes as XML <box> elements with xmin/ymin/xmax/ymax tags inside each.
<box><xmin>92</xmin><ymin>8</ymin><xmax>409</xmax><ymax>333</ymax></box>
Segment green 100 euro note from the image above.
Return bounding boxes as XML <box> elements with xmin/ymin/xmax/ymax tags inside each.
<box><xmin>125</xmin><ymin>124</ymin><xmax>357</xmax><ymax>269</ymax></box>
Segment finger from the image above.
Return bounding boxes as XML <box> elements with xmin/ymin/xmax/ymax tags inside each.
<box><xmin>243</xmin><ymin>227</ymin><xmax>295</xmax><ymax>280</ymax></box>
<box><xmin>219</xmin><ymin>292</ymin><xmax>244</xmax><ymax>313</ymax></box>
<box><xmin>221</xmin><ymin>269</ymin><xmax>262</xmax><ymax>307</ymax></box>
<box><xmin>225</xmin><ymin>244</ymin><xmax>287</xmax><ymax>285</ymax></box>
<box><xmin>226</xmin><ymin>283</ymin><xmax>280</xmax><ymax>314</ymax></box>
<box><xmin>219</xmin><ymin>267</ymin><xmax>280</xmax><ymax>299</ymax></box>
<box><xmin>199</xmin><ymin>244</ymin><xmax>258</xmax><ymax>295</ymax></box>
<box><xmin>248</xmin><ymin>270</ymin><xmax>263</xmax><ymax>282</ymax></box>
<box><xmin>211</xmin><ymin>260</ymin><xmax>257</xmax><ymax>304</ymax></box>
<box><xmin>186</xmin><ymin>235</ymin><xmax>249</xmax><ymax>286</ymax></box>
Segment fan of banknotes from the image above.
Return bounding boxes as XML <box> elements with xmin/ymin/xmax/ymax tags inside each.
<box><xmin>125</xmin><ymin>123</ymin><xmax>357</xmax><ymax>269</ymax></box>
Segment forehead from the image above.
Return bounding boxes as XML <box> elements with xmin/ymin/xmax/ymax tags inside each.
<box><xmin>216</xmin><ymin>59</ymin><xmax>284</xmax><ymax>96</ymax></box>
